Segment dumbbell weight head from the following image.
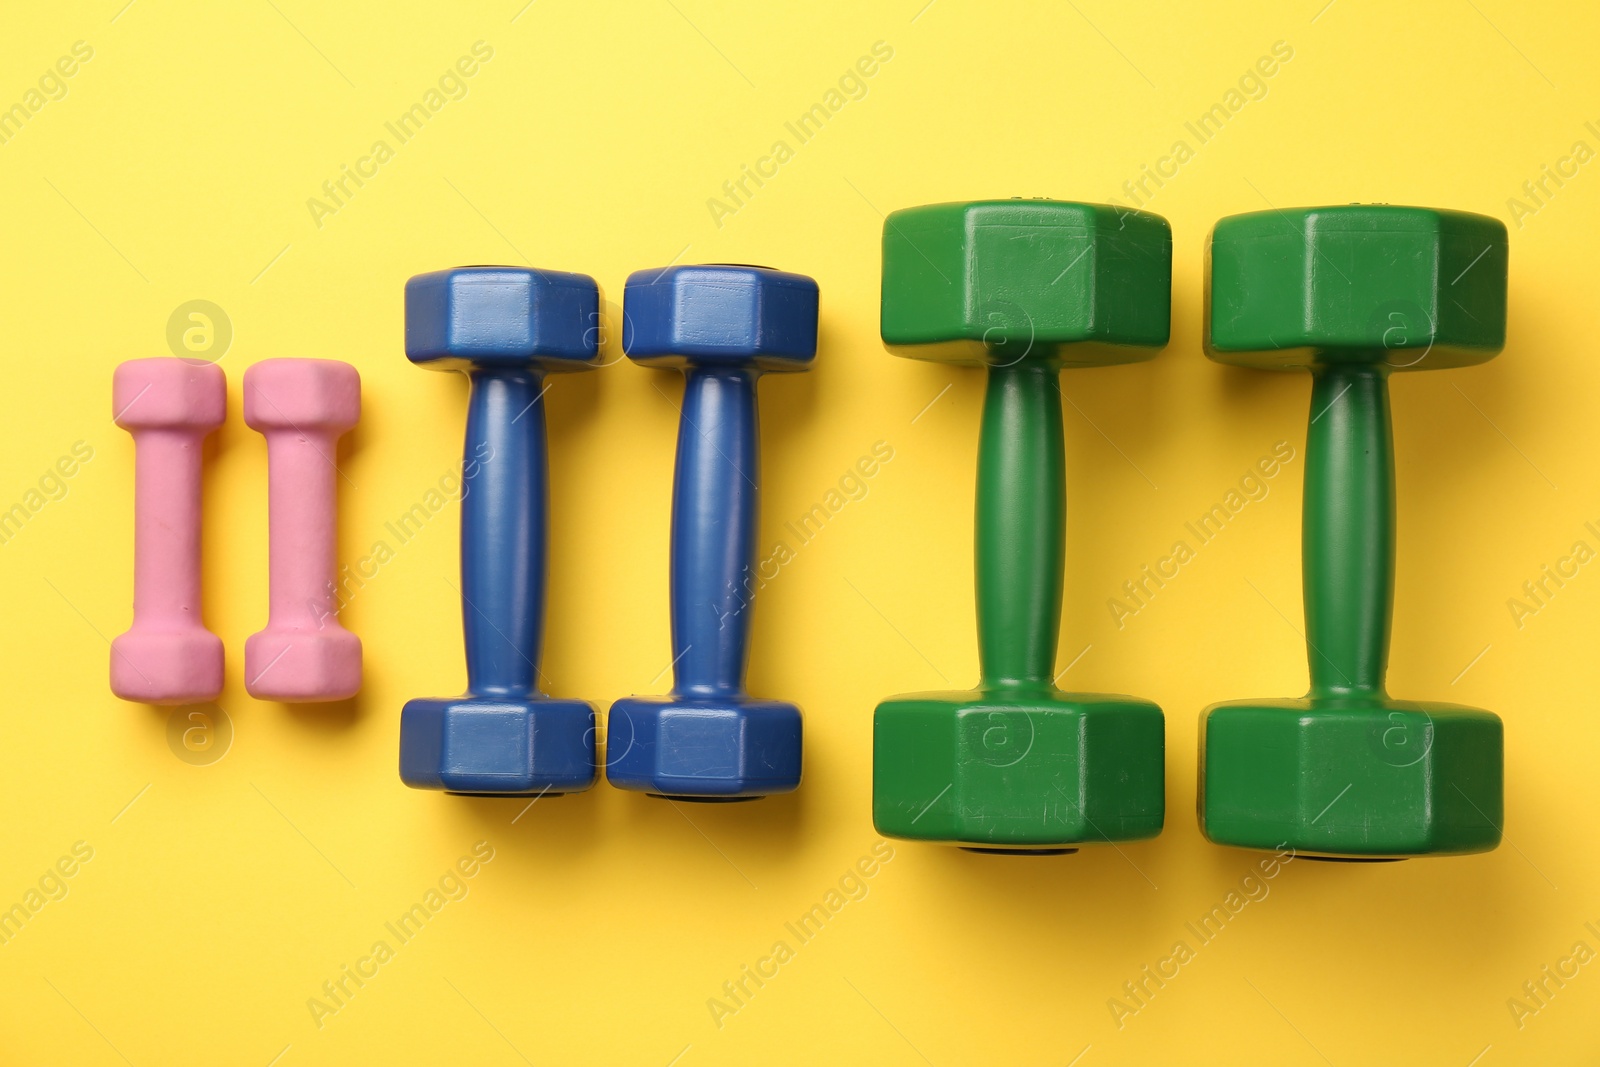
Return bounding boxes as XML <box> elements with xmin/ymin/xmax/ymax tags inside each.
<box><xmin>114</xmin><ymin>357</ymin><xmax>227</xmax><ymax>431</ymax></box>
<box><xmin>405</xmin><ymin>266</ymin><xmax>602</xmax><ymax>372</ymax></box>
<box><xmin>881</xmin><ymin>199</ymin><xmax>1171</xmax><ymax>367</ymax></box>
<box><xmin>1206</xmin><ymin>205</ymin><xmax>1508</xmax><ymax>369</ymax></box>
<box><xmin>1201</xmin><ymin>205</ymin><xmax>1507</xmax><ymax>857</ymax></box>
<box><xmin>620</xmin><ymin>264</ymin><xmax>816</xmax><ymax>372</ymax></box>
<box><xmin>400</xmin><ymin>267</ymin><xmax>600</xmax><ymax>795</ymax></box>
<box><xmin>874</xmin><ymin>200</ymin><xmax>1169</xmax><ymax>850</ymax></box>
<box><xmin>606</xmin><ymin>265</ymin><xmax>816</xmax><ymax>798</ymax></box>
<box><xmin>243</xmin><ymin>359</ymin><xmax>360</xmax><ymax>429</ymax></box>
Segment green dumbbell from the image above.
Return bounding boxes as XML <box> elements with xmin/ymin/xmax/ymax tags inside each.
<box><xmin>872</xmin><ymin>199</ymin><xmax>1170</xmax><ymax>853</ymax></box>
<box><xmin>1201</xmin><ymin>204</ymin><xmax>1508</xmax><ymax>859</ymax></box>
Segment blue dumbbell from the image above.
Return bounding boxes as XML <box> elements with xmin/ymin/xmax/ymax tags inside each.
<box><xmin>607</xmin><ymin>265</ymin><xmax>818</xmax><ymax>799</ymax></box>
<box><xmin>399</xmin><ymin>266</ymin><xmax>600</xmax><ymax>795</ymax></box>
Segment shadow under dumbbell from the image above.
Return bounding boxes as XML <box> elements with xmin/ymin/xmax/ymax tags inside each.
<box><xmin>449</xmin><ymin>786</ymin><xmax>606</xmax><ymax>859</ymax></box>
<box><xmin>540</xmin><ymin>357</ymin><xmax>602</xmax><ymax>789</ymax></box>
<box><xmin>923</xmin><ymin>835</ymin><xmax>1173</xmax><ymax>955</ymax></box>
<box><xmin>613</xmin><ymin>740</ymin><xmax>808</xmax><ymax>872</ymax></box>
<box><xmin>195</xmin><ymin>386</ymin><xmax>239</xmax><ymax>705</ymax></box>
<box><xmin>543</xmin><ymin>350</ymin><xmax>605</xmax><ymax>426</ymax></box>
<box><xmin>334</xmin><ymin>379</ymin><xmax>372</xmax><ymax>474</ymax></box>
<box><xmin>280</xmin><ymin>694</ymin><xmax>364</xmax><ymax>734</ymax></box>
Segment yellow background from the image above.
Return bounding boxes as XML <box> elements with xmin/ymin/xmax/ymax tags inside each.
<box><xmin>1</xmin><ymin>0</ymin><xmax>1596</xmax><ymax>1063</ymax></box>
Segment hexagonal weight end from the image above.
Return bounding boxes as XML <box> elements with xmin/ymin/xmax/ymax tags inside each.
<box><xmin>873</xmin><ymin>688</ymin><xmax>1165</xmax><ymax>848</ymax></box>
<box><xmin>1205</xmin><ymin>205</ymin><xmax>1508</xmax><ymax>371</ymax></box>
<box><xmin>399</xmin><ymin>696</ymin><xmax>598</xmax><ymax>795</ymax></box>
<box><xmin>405</xmin><ymin>266</ymin><xmax>601</xmax><ymax>372</ymax></box>
<box><xmin>110</xmin><ymin>627</ymin><xmax>224</xmax><ymax>705</ymax></box>
<box><xmin>1200</xmin><ymin>697</ymin><xmax>1503</xmax><ymax>857</ymax></box>
<box><xmin>880</xmin><ymin>199</ymin><xmax>1172</xmax><ymax>368</ymax></box>
<box><xmin>244</xmin><ymin>627</ymin><xmax>361</xmax><ymax>703</ymax></box>
<box><xmin>113</xmin><ymin>357</ymin><xmax>226</xmax><ymax>432</ymax></box>
<box><xmin>622</xmin><ymin>264</ymin><xmax>818</xmax><ymax>372</ymax></box>
<box><xmin>605</xmin><ymin>695</ymin><xmax>802</xmax><ymax>798</ymax></box>
<box><xmin>243</xmin><ymin>358</ymin><xmax>360</xmax><ymax>433</ymax></box>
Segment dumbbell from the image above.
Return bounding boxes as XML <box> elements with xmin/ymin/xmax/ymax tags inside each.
<box><xmin>1201</xmin><ymin>204</ymin><xmax>1507</xmax><ymax>858</ymax></box>
<box><xmin>606</xmin><ymin>265</ymin><xmax>817</xmax><ymax>799</ymax></box>
<box><xmin>110</xmin><ymin>357</ymin><xmax>225</xmax><ymax>705</ymax></box>
<box><xmin>872</xmin><ymin>200</ymin><xmax>1169</xmax><ymax>852</ymax></box>
<box><xmin>399</xmin><ymin>267</ymin><xmax>600</xmax><ymax>795</ymax></box>
<box><xmin>243</xmin><ymin>359</ymin><xmax>362</xmax><ymax>702</ymax></box>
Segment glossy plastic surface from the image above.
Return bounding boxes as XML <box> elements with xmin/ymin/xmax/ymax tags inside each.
<box><xmin>405</xmin><ymin>266</ymin><xmax>600</xmax><ymax>371</ymax></box>
<box><xmin>243</xmin><ymin>359</ymin><xmax>362</xmax><ymax>702</ymax></box>
<box><xmin>621</xmin><ymin>264</ymin><xmax>816</xmax><ymax>371</ymax></box>
<box><xmin>873</xmin><ymin>200</ymin><xmax>1170</xmax><ymax>849</ymax></box>
<box><xmin>1200</xmin><ymin>205</ymin><xmax>1507</xmax><ymax>857</ymax></box>
<box><xmin>880</xmin><ymin>199</ymin><xmax>1171</xmax><ymax>367</ymax></box>
<box><xmin>109</xmin><ymin>357</ymin><xmax>226</xmax><ymax>705</ymax></box>
<box><xmin>607</xmin><ymin>265</ymin><xmax>817</xmax><ymax>797</ymax></box>
<box><xmin>399</xmin><ymin>267</ymin><xmax>600</xmax><ymax>795</ymax></box>
<box><xmin>1205</xmin><ymin>205</ymin><xmax>1507</xmax><ymax>370</ymax></box>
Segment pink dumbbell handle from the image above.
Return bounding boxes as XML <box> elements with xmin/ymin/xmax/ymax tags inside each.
<box><xmin>264</xmin><ymin>429</ymin><xmax>341</xmax><ymax>626</ymax></box>
<box><xmin>131</xmin><ymin>428</ymin><xmax>208</xmax><ymax>628</ymax></box>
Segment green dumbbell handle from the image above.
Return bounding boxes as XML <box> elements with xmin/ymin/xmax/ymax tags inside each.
<box><xmin>1303</xmin><ymin>364</ymin><xmax>1395</xmax><ymax>700</ymax></box>
<box><xmin>974</xmin><ymin>355</ymin><xmax>1402</xmax><ymax>702</ymax></box>
<box><xmin>976</xmin><ymin>360</ymin><xmax>1065</xmax><ymax>690</ymax></box>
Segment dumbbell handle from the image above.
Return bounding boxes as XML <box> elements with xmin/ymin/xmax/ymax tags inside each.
<box><xmin>1303</xmin><ymin>364</ymin><xmax>1394</xmax><ymax>699</ymax></box>
<box><xmin>976</xmin><ymin>362</ymin><xmax>1066</xmax><ymax>689</ymax></box>
<box><xmin>262</xmin><ymin>427</ymin><xmax>341</xmax><ymax>626</ymax></box>
<box><xmin>670</xmin><ymin>367</ymin><xmax>759</xmax><ymax>697</ymax></box>
<box><xmin>132</xmin><ymin>429</ymin><xmax>207</xmax><ymax>628</ymax></box>
<box><xmin>460</xmin><ymin>369</ymin><xmax>548</xmax><ymax>699</ymax></box>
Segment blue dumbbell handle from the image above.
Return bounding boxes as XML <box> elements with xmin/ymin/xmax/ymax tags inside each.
<box><xmin>460</xmin><ymin>368</ymin><xmax>548</xmax><ymax>699</ymax></box>
<box><xmin>670</xmin><ymin>367</ymin><xmax>759</xmax><ymax>698</ymax></box>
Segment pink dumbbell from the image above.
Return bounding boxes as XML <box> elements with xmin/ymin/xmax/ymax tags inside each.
<box><xmin>111</xmin><ymin>358</ymin><xmax>226</xmax><ymax>704</ymax></box>
<box><xmin>243</xmin><ymin>359</ymin><xmax>361</xmax><ymax>702</ymax></box>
